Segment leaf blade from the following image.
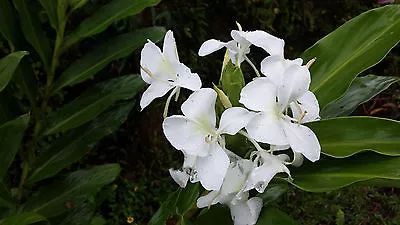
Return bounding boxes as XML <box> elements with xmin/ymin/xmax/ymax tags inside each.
<box><xmin>0</xmin><ymin>51</ymin><xmax>29</xmax><ymax>92</ymax></box>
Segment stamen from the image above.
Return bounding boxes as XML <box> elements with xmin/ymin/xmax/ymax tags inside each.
<box><xmin>244</xmin><ymin>56</ymin><xmax>261</xmax><ymax>77</ymax></box>
<box><xmin>140</xmin><ymin>65</ymin><xmax>153</xmax><ymax>77</ymax></box>
<box><xmin>163</xmin><ymin>87</ymin><xmax>178</xmax><ymax>118</ymax></box>
<box><xmin>298</xmin><ymin>110</ymin><xmax>308</xmax><ymax>122</ymax></box>
<box><xmin>306</xmin><ymin>57</ymin><xmax>316</xmax><ymax>69</ymax></box>
<box><xmin>236</xmin><ymin>21</ymin><xmax>243</xmax><ymax>31</ymax></box>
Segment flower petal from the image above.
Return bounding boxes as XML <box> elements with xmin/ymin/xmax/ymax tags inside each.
<box><xmin>173</xmin><ymin>63</ymin><xmax>202</xmax><ymax>91</ymax></box>
<box><xmin>140</xmin><ymin>81</ymin><xmax>174</xmax><ymax>110</ymax></box>
<box><xmin>169</xmin><ymin>169</ymin><xmax>189</xmax><ymax>188</ymax></box>
<box><xmin>198</xmin><ymin>39</ymin><xmax>227</xmax><ymax>56</ymax></box>
<box><xmin>218</xmin><ymin>107</ymin><xmax>255</xmax><ymax>135</ymax></box>
<box><xmin>163</xmin><ymin>115</ymin><xmax>211</xmax><ymax>157</ymax></box>
<box><xmin>196</xmin><ymin>144</ymin><xmax>230</xmax><ymax>190</ymax></box>
<box><xmin>181</xmin><ymin>88</ymin><xmax>217</xmax><ymax>128</ymax></box>
<box><xmin>239</xmin><ymin>77</ymin><xmax>277</xmax><ymax>112</ymax></box>
<box><xmin>220</xmin><ymin>159</ymin><xmax>253</xmax><ymax>195</ymax></box>
<box><xmin>282</xmin><ymin>120</ymin><xmax>321</xmax><ymax>162</ymax></box>
<box><xmin>277</xmin><ymin>65</ymin><xmax>311</xmax><ymax>111</ymax></box>
<box><xmin>196</xmin><ymin>191</ymin><xmax>221</xmax><ymax>208</ymax></box>
<box><xmin>244</xmin><ymin>152</ymin><xmax>290</xmax><ymax>193</ymax></box>
<box><xmin>163</xmin><ymin>30</ymin><xmax>180</xmax><ymax>64</ymax></box>
<box><xmin>289</xmin><ymin>91</ymin><xmax>320</xmax><ymax>123</ymax></box>
<box><xmin>260</xmin><ymin>55</ymin><xmax>286</xmax><ymax>84</ymax></box>
<box><xmin>240</xmin><ymin>30</ymin><xmax>285</xmax><ymax>57</ymax></box>
<box><xmin>140</xmin><ymin>41</ymin><xmax>164</xmax><ymax>84</ymax></box>
<box><xmin>229</xmin><ymin>197</ymin><xmax>263</xmax><ymax>225</ymax></box>
<box><xmin>245</xmin><ymin>113</ymin><xmax>288</xmax><ymax>145</ymax></box>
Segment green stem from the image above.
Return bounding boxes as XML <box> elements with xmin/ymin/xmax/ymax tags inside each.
<box><xmin>16</xmin><ymin>162</ymin><xmax>29</xmax><ymax>201</ymax></box>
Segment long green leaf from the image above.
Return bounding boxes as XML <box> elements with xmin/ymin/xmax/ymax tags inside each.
<box><xmin>0</xmin><ymin>212</ymin><xmax>48</xmax><ymax>225</ymax></box>
<box><xmin>193</xmin><ymin>205</ymin><xmax>232</xmax><ymax>225</ymax></box>
<box><xmin>322</xmin><ymin>75</ymin><xmax>400</xmax><ymax>118</ymax></box>
<box><xmin>12</xmin><ymin>58</ymin><xmax>38</xmax><ymax>109</ymax></box>
<box><xmin>23</xmin><ymin>164</ymin><xmax>120</xmax><ymax>218</ymax></box>
<box><xmin>0</xmin><ymin>181</ymin><xmax>12</xmax><ymax>208</ymax></box>
<box><xmin>0</xmin><ymin>51</ymin><xmax>28</xmax><ymax>92</ymax></box>
<box><xmin>50</xmin><ymin>201</ymin><xmax>96</xmax><ymax>225</ymax></box>
<box><xmin>68</xmin><ymin>0</ymin><xmax>89</xmax><ymax>12</ymax></box>
<box><xmin>149</xmin><ymin>188</ymin><xmax>181</xmax><ymax>225</ymax></box>
<box><xmin>28</xmin><ymin>102</ymin><xmax>134</xmax><ymax>183</ymax></box>
<box><xmin>256</xmin><ymin>207</ymin><xmax>296</xmax><ymax>225</ymax></box>
<box><xmin>0</xmin><ymin>0</ymin><xmax>24</xmax><ymax>47</ymax></box>
<box><xmin>302</xmin><ymin>5</ymin><xmax>400</xmax><ymax>109</ymax></box>
<box><xmin>62</xmin><ymin>0</ymin><xmax>161</xmax><ymax>49</ymax></box>
<box><xmin>52</xmin><ymin>27</ymin><xmax>165</xmax><ymax>93</ymax></box>
<box><xmin>44</xmin><ymin>75</ymin><xmax>144</xmax><ymax>136</ymax></box>
<box><xmin>290</xmin><ymin>152</ymin><xmax>400</xmax><ymax>192</ymax></box>
<box><xmin>176</xmin><ymin>183</ymin><xmax>200</xmax><ymax>216</ymax></box>
<box><xmin>307</xmin><ymin>116</ymin><xmax>400</xmax><ymax>158</ymax></box>
<box><xmin>13</xmin><ymin>0</ymin><xmax>52</xmax><ymax>68</ymax></box>
<box><xmin>0</xmin><ymin>114</ymin><xmax>30</xmax><ymax>179</ymax></box>
<box><xmin>39</xmin><ymin>0</ymin><xmax>58</xmax><ymax>29</ymax></box>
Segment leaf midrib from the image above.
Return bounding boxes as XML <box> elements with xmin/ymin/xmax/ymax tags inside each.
<box><xmin>311</xmin><ymin>11</ymin><xmax>400</xmax><ymax>93</ymax></box>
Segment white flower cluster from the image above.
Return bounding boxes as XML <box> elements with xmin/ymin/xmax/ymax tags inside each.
<box><xmin>140</xmin><ymin>26</ymin><xmax>321</xmax><ymax>225</ymax></box>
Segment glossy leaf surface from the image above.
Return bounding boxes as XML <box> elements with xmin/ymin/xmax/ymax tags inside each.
<box><xmin>302</xmin><ymin>5</ymin><xmax>400</xmax><ymax>109</ymax></box>
<box><xmin>0</xmin><ymin>51</ymin><xmax>28</xmax><ymax>92</ymax></box>
<box><xmin>308</xmin><ymin>117</ymin><xmax>400</xmax><ymax>158</ymax></box>
<box><xmin>322</xmin><ymin>75</ymin><xmax>399</xmax><ymax>118</ymax></box>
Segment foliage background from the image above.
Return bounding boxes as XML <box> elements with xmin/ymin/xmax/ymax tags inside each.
<box><xmin>2</xmin><ymin>0</ymin><xmax>399</xmax><ymax>224</ymax></box>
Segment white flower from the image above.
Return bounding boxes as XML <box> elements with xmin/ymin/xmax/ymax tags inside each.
<box><xmin>243</xmin><ymin>151</ymin><xmax>291</xmax><ymax>193</ymax></box>
<box><xmin>239</xmin><ymin>64</ymin><xmax>321</xmax><ymax>162</ymax></box>
<box><xmin>197</xmin><ymin>158</ymin><xmax>263</xmax><ymax>225</ymax></box>
<box><xmin>163</xmin><ymin>88</ymin><xmax>254</xmax><ymax>190</ymax></box>
<box><xmin>198</xmin><ymin>28</ymin><xmax>284</xmax><ymax>67</ymax></box>
<box><xmin>140</xmin><ymin>30</ymin><xmax>202</xmax><ymax>110</ymax></box>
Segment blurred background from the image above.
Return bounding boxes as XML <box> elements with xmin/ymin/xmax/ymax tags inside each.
<box><xmin>1</xmin><ymin>0</ymin><xmax>399</xmax><ymax>224</ymax></box>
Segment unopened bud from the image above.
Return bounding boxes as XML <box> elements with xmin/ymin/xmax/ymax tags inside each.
<box><xmin>213</xmin><ymin>84</ymin><xmax>232</xmax><ymax>108</ymax></box>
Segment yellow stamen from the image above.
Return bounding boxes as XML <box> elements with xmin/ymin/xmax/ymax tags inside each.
<box><xmin>140</xmin><ymin>66</ymin><xmax>153</xmax><ymax>77</ymax></box>
<box><xmin>127</xmin><ymin>216</ymin><xmax>134</xmax><ymax>224</ymax></box>
<box><xmin>306</xmin><ymin>57</ymin><xmax>316</xmax><ymax>69</ymax></box>
<box><xmin>298</xmin><ymin>110</ymin><xmax>308</xmax><ymax>121</ymax></box>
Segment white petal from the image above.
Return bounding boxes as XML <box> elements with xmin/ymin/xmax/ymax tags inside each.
<box><xmin>244</xmin><ymin>152</ymin><xmax>290</xmax><ymax>193</ymax></box>
<box><xmin>282</xmin><ymin>120</ymin><xmax>321</xmax><ymax>162</ymax></box>
<box><xmin>183</xmin><ymin>154</ymin><xmax>197</xmax><ymax>169</ymax></box>
<box><xmin>260</xmin><ymin>55</ymin><xmax>286</xmax><ymax>84</ymax></box>
<box><xmin>162</xmin><ymin>115</ymin><xmax>211</xmax><ymax>157</ymax></box>
<box><xmin>239</xmin><ymin>78</ymin><xmax>277</xmax><ymax>112</ymax></box>
<box><xmin>289</xmin><ymin>91</ymin><xmax>320</xmax><ymax>123</ymax></box>
<box><xmin>245</xmin><ymin>113</ymin><xmax>288</xmax><ymax>145</ymax></box>
<box><xmin>173</xmin><ymin>63</ymin><xmax>202</xmax><ymax>91</ymax></box>
<box><xmin>181</xmin><ymin>88</ymin><xmax>217</xmax><ymax>129</ymax></box>
<box><xmin>220</xmin><ymin>159</ymin><xmax>253</xmax><ymax>195</ymax></box>
<box><xmin>229</xmin><ymin>197</ymin><xmax>263</xmax><ymax>225</ymax></box>
<box><xmin>140</xmin><ymin>41</ymin><xmax>164</xmax><ymax>84</ymax></box>
<box><xmin>271</xmin><ymin>144</ymin><xmax>290</xmax><ymax>151</ymax></box>
<box><xmin>196</xmin><ymin>190</ymin><xmax>221</xmax><ymax>208</ymax></box>
<box><xmin>198</xmin><ymin>39</ymin><xmax>227</xmax><ymax>56</ymax></box>
<box><xmin>218</xmin><ymin>107</ymin><xmax>255</xmax><ymax>135</ymax></box>
<box><xmin>196</xmin><ymin>144</ymin><xmax>230</xmax><ymax>190</ymax></box>
<box><xmin>163</xmin><ymin>30</ymin><xmax>179</xmax><ymax>64</ymax></box>
<box><xmin>240</xmin><ymin>30</ymin><xmax>285</xmax><ymax>57</ymax></box>
<box><xmin>140</xmin><ymin>81</ymin><xmax>174</xmax><ymax>110</ymax></box>
<box><xmin>277</xmin><ymin>65</ymin><xmax>311</xmax><ymax>111</ymax></box>
<box><xmin>169</xmin><ymin>169</ymin><xmax>189</xmax><ymax>188</ymax></box>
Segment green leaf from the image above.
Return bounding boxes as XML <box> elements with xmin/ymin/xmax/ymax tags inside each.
<box><xmin>257</xmin><ymin>184</ymin><xmax>288</xmax><ymax>205</ymax></box>
<box><xmin>256</xmin><ymin>207</ymin><xmax>296</xmax><ymax>225</ymax></box>
<box><xmin>322</xmin><ymin>75</ymin><xmax>400</xmax><ymax>118</ymax></box>
<box><xmin>307</xmin><ymin>117</ymin><xmax>400</xmax><ymax>158</ymax></box>
<box><xmin>53</xmin><ymin>27</ymin><xmax>165</xmax><ymax>92</ymax></box>
<box><xmin>0</xmin><ymin>0</ymin><xmax>24</xmax><ymax>47</ymax></box>
<box><xmin>23</xmin><ymin>164</ymin><xmax>120</xmax><ymax>218</ymax></box>
<box><xmin>12</xmin><ymin>58</ymin><xmax>38</xmax><ymax>109</ymax></box>
<box><xmin>290</xmin><ymin>152</ymin><xmax>400</xmax><ymax>192</ymax></box>
<box><xmin>0</xmin><ymin>51</ymin><xmax>28</xmax><ymax>92</ymax></box>
<box><xmin>193</xmin><ymin>205</ymin><xmax>232</xmax><ymax>225</ymax></box>
<box><xmin>44</xmin><ymin>75</ymin><xmax>144</xmax><ymax>135</ymax></box>
<box><xmin>0</xmin><ymin>212</ymin><xmax>48</xmax><ymax>225</ymax></box>
<box><xmin>220</xmin><ymin>61</ymin><xmax>245</xmax><ymax>107</ymax></box>
<box><xmin>176</xmin><ymin>183</ymin><xmax>200</xmax><ymax>216</ymax></box>
<box><xmin>28</xmin><ymin>102</ymin><xmax>134</xmax><ymax>183</ymax></box>
<box><xmin>0</xmin><ymin>114</ymin><xmax>30</xmax><ymax>179</ymax></box>
<box><xmin>62</xmin><ymin>0</ymin><xmax>161</xmax><ymax>49</ymax></box>
<box><xmin>0</xmin><ymin>182</ymin><xmax>12</xmax><ymax>208</ymax></box>
<box><xmin>148</xmin><ymin>188</ymin><xmax>181</xmax><ymax>225</ymax></box>
<box><xmin>39</xmin><ymin>0</ymin><xmax>58</xmax><ymax>29</ymax></box>
<box><xmin>50</xmin><ymin>201</ymin><xmax>96</xmax><ymax>225</ymax></box>
<box><xmin>13</xmin><ymin>0</ymin><xmax>52</xmax><ymax>68</ymax></box>
<box><xmin>302</xmin><ymin>5</ymin><xmax>400</xmax><ymax>109</ymax></box>
<box><xmin>68</xmin><ymin>0</ymin><xmax>89</xmax><ymax>12</ymax></box>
